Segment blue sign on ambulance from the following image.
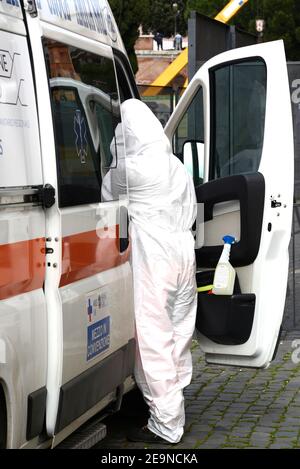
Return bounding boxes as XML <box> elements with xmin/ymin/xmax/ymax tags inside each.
<box><xmin>87</xmin><ymin>316</ymin><xmax>110</xmax><ymax>361</ymax></box>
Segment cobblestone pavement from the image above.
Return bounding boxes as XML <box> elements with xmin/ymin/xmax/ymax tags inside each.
<box><xmin>283</xmin><ymin>213</ymin><xmax>300</xmax><ymax>331</ymax></box>
<box><xmin>95</xmin><ymin>330</ymin><xmax>300</xmax><ymax>449</ymax></box>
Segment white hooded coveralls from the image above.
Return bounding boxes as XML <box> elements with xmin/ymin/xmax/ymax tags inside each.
<box><xmin>106</xmin><ymin>99</ymin><xmax>197</xmax><ymax>443</ymax></box>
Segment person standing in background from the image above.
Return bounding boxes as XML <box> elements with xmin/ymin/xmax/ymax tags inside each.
<box><xmin>154</xmin><ymin>31</ymin><xmax>164</xmax><ymax>50</ymax></box>
<box><xmin>174</xmin><ymin>32</ymin><xmax>183</xmax><ymax>50</ymax></box>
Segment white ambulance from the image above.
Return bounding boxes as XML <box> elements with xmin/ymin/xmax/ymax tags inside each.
<box><xmin>0</xmin><ymin>0</ymin><xmax>138</xmax><ymax>449</ymax></box>
<box><xmin>0</xmin><ymin>0</ymin><xmax>294</xmax><ymax>450</ymax></box>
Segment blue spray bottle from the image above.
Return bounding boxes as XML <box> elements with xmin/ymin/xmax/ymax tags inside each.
<box><xmin>212</xmin><ymin>235</ymin><xmax>236</xmax><ymax>295</ymax></box>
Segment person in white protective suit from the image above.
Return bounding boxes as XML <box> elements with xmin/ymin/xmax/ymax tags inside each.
<box><xmin>104</xmin><ymin>99</ymin><xmax>197</xmax><ymax>445</ymax></box>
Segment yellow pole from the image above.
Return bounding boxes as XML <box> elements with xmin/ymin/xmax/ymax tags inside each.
<box><xmin>142</xmin><ymin>48</ymin><xmax>188</xmax><ymax>96</ymax></box>
<box><xmin>215</xmin><ymin>0</ymin><xmax>249</xmax><ymax>24</ymax></box>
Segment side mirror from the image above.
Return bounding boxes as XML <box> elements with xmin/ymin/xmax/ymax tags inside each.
<box><xmin>183</xmin><ymin>140</ymin><xmax>204</xmax><ymax>186</ymax></box>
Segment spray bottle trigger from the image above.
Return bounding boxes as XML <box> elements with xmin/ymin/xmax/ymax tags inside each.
<box><xmin>222</xmin><ymin>235</ymin><xmax>235</xmax><ymax>245</ymax></box>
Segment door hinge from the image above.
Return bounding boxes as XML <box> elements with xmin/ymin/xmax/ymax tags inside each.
<box><xmin>24</xmin><ymin>0</ymin><xmax>38</xmax><ymax>17</ymax></box>
<box><xmin>271</xmin><ymin>199</ymin><xmax>282</xmax><ymax>208</ymax></box>
<box><xmin>38</xmin><ymin>184</ymin><xmax>55</xmax><ymax>209</ymax></box>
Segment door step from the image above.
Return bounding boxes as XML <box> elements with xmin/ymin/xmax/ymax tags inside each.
<box><xmin>56</xmin><ymin>418</ymin><xmax>107</xmax><ymax>449</ymax></box>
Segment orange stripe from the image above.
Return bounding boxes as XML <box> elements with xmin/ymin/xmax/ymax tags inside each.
<box><xmin>59</xmin><ymin>226</ymin><xmax>129</xmax><ymax>287</ymax></box>
<box><xmin>0</xmin><ymin>238</ymin><xmax>45</xmax><ymax>300</ymax></box>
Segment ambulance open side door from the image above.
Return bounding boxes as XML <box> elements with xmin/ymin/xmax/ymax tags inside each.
<box><xmin>24</xmin><ymin>8</ymin><xmax>135</xmax><ymax>440</ymax></box>
<box><xmin>165</xmin><ymin>40</ymin><xmax>294</xmax><ymax>368</ymax></box>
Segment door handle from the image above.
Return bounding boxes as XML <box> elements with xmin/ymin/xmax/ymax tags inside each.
<box><xmin>119</xmin><ymin>205</ymin><xmax>129</xmax><ymax>253</ymax></box>
<box><xmin>271</xmin><ymin>199</ymin><xmax>282</xmax><ymax>208</ymax></box>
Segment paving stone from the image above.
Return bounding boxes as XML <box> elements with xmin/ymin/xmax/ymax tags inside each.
<box><xmin>269</xmin><ymin>442</ymin><xmax>294</xmax><ymax>449</ymax></box>
<box><xmin>253</xmin><ymin>427</ymin><xmax>275</xmax><ymax>434</ymax></box>
<box><xmin>231</xmin><ymin>431</ymin><xmax>252</xmax><ymax>437</ymax></box>
<box><xmin>281</xmin><ymin>417</ymin><xmax>300</xmax><ymax>424</ymax></box>
<box><xmin>276</xmin><ymin>431</ymin><xmax>299</xmax><ymax>437</ymax></box>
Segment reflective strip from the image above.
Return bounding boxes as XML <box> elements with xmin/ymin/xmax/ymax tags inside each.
<box><xmin>197</xmin><ymin>285</ymin><xmax>213</xmax><ymax>293</ymax></box>
<box><xmin>0</xmin><ymin>238</ymin><xmax>45</xmax><ymax>300</ymax></box>
<box><xmin>0</xmin><ymin>227</ymin><xmax>129</xmax><ymax>298</ymax></box>
<box><xmin>59</xmin><ymin>226</ymin><xmax>129</xmax><ymax>287</ymax></box>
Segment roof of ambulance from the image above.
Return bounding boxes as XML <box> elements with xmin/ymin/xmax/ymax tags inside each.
<box><xmin>0</xmin><ymin>0</ymin><xmax>126</xmax><ymax>54</ymax></box>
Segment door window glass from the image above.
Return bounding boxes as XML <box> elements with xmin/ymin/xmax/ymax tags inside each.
<box><xmin>173</xmin><ymin>86</ymin><xmax>205</xmax><ymax>186</ymax></box>
<box><xmin>210</xmin><ymin>59</ymin><xmax>267</xmax><ymax>179</ymax></box>
<box><xmin>114</xmin><ymin>56</ymin><xmax>135</xmax><ymax>103</ymax></box>
<box><xmin>43</xmin><ymin>39</ymin><xmax>121</xmax><ymax>207</ymax></box>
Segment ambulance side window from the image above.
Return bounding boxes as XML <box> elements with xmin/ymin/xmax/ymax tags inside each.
<box><xmin>114</xmin><ymin>52</ymin><xmax>139</xmax><ymax>103</ymax></box>
<box><xmin>43</xmin><ymin>39</ymin><xmax>121</xmax><ymax>207</ymax></box>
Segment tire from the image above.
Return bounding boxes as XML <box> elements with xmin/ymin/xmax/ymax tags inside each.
<box><xmin>0</xmin><ymin>386</ymin><xmax>7</xmax><ymax>448</ymax></box>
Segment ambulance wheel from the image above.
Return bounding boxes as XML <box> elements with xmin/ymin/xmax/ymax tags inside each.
<box><xmin>0</xmin><ymin>387</ymin><xmax>7</xmax><ymax>448</ymax></box>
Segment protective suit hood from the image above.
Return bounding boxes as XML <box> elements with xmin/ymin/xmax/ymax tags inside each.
<box><xmin>121</xmin><ymin>99</ymin><xmax>170</xmax><ymax>157</ymax></box>
<box><xmin>118</xmin><ymin>98</ymin><xmax>197</xmax><ymax>234</ymax></box>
